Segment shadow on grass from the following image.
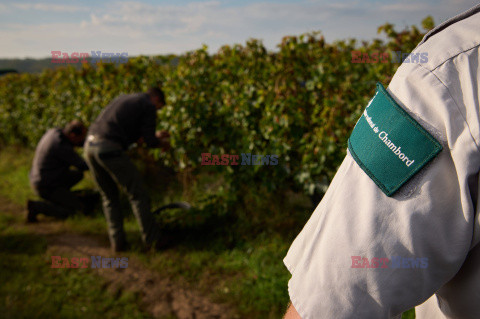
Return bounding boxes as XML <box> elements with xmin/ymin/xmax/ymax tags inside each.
<box><xmin>0</xmin><ymin>232</ymin><xmax>47</xmax><ymax>255</ymax></box>
<box><xmin>157</xmin><ymin>207</ymin><xmax>239</xmax><ymax>251</ymax></box>
<box><xmin>0</xmin><ymin>217</ymin><xmax>151</xmax><ymax>318</ymax></box>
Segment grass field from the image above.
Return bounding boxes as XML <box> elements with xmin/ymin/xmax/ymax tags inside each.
<box><xmin>0</xmin><ymin>146</ymin><xmax>416</xmax><ymax>318</ymax></box>
<box><xmin>0</xmin><ymin>211</ymin><xmax>152</xmax><ymax>318</ymax></box>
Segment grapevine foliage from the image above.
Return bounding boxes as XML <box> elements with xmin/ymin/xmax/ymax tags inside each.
<box><xmin>0</xmin><ymin>18</ymin><xmax>433</xmax><ymax>196</ymax></box>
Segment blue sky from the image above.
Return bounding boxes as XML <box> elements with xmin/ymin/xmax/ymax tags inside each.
<box><xmin>1</xmin><ymin>0</ymin><xmax>478</xmax><ymax>58</ymax></box>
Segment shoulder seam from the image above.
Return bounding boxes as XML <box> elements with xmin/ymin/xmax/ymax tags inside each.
<box><xmin>418</xmin><ymin>63</ymin><xmax>480</xmax><ymax>153</ymax></box>
<box><xmin>429</xmin><ymin>42</ymin><xmax>480</xmax><ymax>73</ymax></box>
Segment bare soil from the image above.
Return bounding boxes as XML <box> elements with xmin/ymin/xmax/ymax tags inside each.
<box><xmin>2</xmin><ymin>197</ymin><xmax>235</xmax><ymax>319</ymax></box>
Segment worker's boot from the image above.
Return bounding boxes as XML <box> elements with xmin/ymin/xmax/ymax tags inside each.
<box><xmin>112</xmin><ymin>238</ymin><xmax>130</xmax><ymax>252</ymax></box>
<box><xmin>26</xmin><ymin>200</ymin><xmax>38</xmax><ymax>223</ymax></box>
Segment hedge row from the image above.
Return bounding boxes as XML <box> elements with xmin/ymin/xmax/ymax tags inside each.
<box><xmin>0</xmin><ymin>18</ymin><xmax>434</xmax><ymax>196</ymax></box>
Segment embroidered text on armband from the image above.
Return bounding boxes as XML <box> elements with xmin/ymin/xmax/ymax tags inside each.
<box><xmin>348</xmin><ymin>83</ymin><xmax>442</xmax><ymax>196</ymax></box>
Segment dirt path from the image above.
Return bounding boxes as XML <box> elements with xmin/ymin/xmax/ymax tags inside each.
<box><xmin>2</xmin><ymin>197</ymin><xmax>235</xmax><ymax>319</ymax></box>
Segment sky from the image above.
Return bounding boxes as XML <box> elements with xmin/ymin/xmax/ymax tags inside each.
<box><xmin>1</xmin><ymin>0</ymin><xmax>479</xmax><ymax>59</ymax></box>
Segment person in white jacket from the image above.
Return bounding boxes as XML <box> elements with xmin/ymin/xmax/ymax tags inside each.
<box><xmin>283</xmin><ymin>3</ymin><xmax>480</xmax><ymax>318</ymax></box>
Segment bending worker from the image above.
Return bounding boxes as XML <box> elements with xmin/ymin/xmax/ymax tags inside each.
<box><xmin>28</xmin><ymin>120</ymin><xmax>89</xmax><ymax>222</ymax></box>
<box><xmin>84</xmin><ymin>87</ymin><xmax>169</xmax><ymax>252</ymax></box>
<box><xmin>284</xmin><ymin>4</ymin><xmax>480</xmax><ymax>319</ymax></box>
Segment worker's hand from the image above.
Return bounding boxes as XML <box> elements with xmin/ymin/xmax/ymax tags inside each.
<box><xmin>155</xmin><ymin>130</ymin><xmax>170</xmax><ymax>139</ymax></box>
<box><xmin>284</xmin><ymin>303</ymin><xmax>302</xmax><ymax>319</ymax></box>
<box><xmin>156</xmin><ymin>130</ymin><xmax>171</xmax><ymax>151</ymax></box>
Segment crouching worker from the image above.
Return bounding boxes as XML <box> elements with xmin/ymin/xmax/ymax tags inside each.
<box><xmin>27</xmin><ymin>120</ymin><xmax>97</xmax><ymax>222</ymax></box>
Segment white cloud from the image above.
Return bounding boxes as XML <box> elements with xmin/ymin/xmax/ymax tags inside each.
<box><xmin>1</xmin><ymin>0</ymin><xmax>479</xmax><ymax>58</ymax></box>
<box><xmin>12</xmin><ymin>3</ymin><xmax>89</xmax><ymax>13</ymax></box>
<box><xmin>75</xmin><ymin>0</ymin><xmax>332</xmax><ymax>44</ymax></box>
<box><xmin>379</xmin><ymin>3</ymin><xmax>430</xmax><ymax>12</ymax></box>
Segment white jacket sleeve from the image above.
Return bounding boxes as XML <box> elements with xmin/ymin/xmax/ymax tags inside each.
<box><xmin>284</xmin><ymin>40</ymin><xmax>480</xmax><ymax>319</ymax></box>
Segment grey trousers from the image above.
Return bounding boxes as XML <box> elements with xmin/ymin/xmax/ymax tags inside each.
<box><xmin>84</xmin><ymin>139</ymin><xmax>160</xmax><ymax>249</ymax></box>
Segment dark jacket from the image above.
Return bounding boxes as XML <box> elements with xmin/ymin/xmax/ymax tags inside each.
<box><xmin>30</xmin><ymin>128</ymin><xmax>88</xmax><ymax>188</ymax></box>
<box><xmin>88</xmin><ymin>93</ymin><xmax>159</xmax><ymax>149</ymax></box>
